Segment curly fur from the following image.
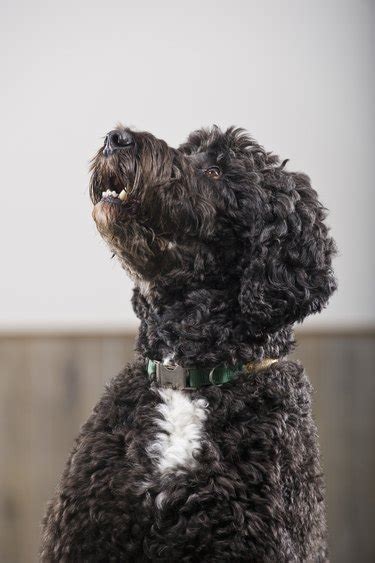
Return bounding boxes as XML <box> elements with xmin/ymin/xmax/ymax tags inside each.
<box><xmin>41</xmin><ymin>125</ymin><xmax>336</xmax><ymax>561</ymax></box>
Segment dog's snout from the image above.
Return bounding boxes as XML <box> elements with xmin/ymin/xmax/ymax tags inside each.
<box><xmin>103</xmin><ymin>129</ymin><xmax>134</xmax><ymax>156</ymax></box>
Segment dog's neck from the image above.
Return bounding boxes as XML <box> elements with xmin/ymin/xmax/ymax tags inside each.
<box><xmin>132</xmin><ymin>283</ymin><xmax>295</xmax><ymax>367</ymax></box>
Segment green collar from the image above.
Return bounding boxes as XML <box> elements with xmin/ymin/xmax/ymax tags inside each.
<box><xmin>147</xmin><ymin>358</ymin><xmax>277</xmax><ymax>389</ymax></box>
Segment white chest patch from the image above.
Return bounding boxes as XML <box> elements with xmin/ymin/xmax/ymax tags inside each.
<box><xmin>147</xmin><ymin>388</ymin><xmax>209</xmax><ymax>477</ymax></box>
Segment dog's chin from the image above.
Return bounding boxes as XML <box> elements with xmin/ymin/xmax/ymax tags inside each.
<box><xmin>92</xmin><ymin>197</ymin><xmax>125</xmax><ymax>229</ymax></box>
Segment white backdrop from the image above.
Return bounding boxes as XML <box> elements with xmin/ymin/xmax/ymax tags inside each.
<box><xmin>1</xmin><ymin>0</ymin><xmax>374</xmax><ymax>330</ymax></box>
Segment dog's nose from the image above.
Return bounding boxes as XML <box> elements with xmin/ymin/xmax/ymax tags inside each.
<box><xmin>103</xmin><ymin>129</ymin><xmax>134</xmax><ymax>156</ymax></box>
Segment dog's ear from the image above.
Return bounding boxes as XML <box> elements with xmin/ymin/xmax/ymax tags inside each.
<box><xmin>239</xmin><ymin>171</ymin><xmax>337</xmax><ymax>333</ymax></box>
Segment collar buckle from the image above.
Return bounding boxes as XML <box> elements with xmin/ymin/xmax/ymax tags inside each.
<box><xmin>155</xmin><ymin>361</ymin><xmax>190</xmax><ymax>390</ymax></box>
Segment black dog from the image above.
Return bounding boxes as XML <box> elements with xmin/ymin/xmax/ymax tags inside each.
<box><xmin>41</xmin><ymin>125</ymin><xmax>336</xmax><ymax>561</ymax></box>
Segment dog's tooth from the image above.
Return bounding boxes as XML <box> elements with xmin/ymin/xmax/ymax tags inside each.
<box><xmin>102</xmin><ymin>191</ymin><xmax>106</xmax><ymax>197</ymax></box>
<box><xmin>118</xmin><ymin>189</ymin><xmax>127</xmax><ymax>201</ymax></box>
<box><xmin>111</xmin><ymin>191</ymin><xmax>117</xmax><ymax>197</ymax></box>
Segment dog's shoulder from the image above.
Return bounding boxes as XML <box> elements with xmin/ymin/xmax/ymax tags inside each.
<box><xmin>40</xmin><ymin>359</ymin><xmax>156</xmax><ymax>560</ymax></box>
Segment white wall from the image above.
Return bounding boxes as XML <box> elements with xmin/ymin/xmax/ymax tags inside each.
<box><xmin>1</xmin><ymin>0</ymin><xmax>374</xmax><ymax>330</ymax></box>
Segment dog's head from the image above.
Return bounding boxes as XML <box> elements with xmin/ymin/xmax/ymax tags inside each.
<box><xmin>90</xmin><ymin>125</ymin><xmax>336</xmax><ymax>334</ymax></box>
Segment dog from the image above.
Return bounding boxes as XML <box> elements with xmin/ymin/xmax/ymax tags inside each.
<box><xmin>41</xmin><ymin>125</ymin><xmax>336</xmax><ymax>561</ymax></box>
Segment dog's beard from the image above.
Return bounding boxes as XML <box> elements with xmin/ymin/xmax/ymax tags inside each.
<box><xmin>89</xmin><ymin>136</ymin><xmax>181</xmax><ymax>280</ymax></box>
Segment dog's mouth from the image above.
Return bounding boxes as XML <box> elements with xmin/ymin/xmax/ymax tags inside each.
<box><xmin>94</xmin><ymin>170</ymin><xmax>134</xmax><ymax>207</ymax></box>
<box><xmin>91</xmin><ymin>167</ymin><xmax>134</xmax><ymax>229</ymax></box>
<box><xmin>100</xmin><ymin>184</ymin><xmax>128</xmax><ymax>204</ymax></box>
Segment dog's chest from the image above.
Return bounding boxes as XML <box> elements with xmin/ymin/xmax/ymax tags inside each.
<box><xmin>146</xmin><ymin>388</ymin><xmax>209</xmax><ymax>477</ymax></box>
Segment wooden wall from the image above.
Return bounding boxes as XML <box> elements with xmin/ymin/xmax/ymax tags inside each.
<box><xmin>0</xmin><ymin>331</ymin><xmax>374</xmax><ymax>562</ymax></box>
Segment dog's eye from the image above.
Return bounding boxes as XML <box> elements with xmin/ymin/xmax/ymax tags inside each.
<box><xmin>204</xmin><ymin>166</ymin><xmax>222</xmax><ymax>179</ymax></box>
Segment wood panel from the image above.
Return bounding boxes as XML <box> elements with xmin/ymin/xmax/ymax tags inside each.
<box><xmin>0</xmin><ymin>332</ymin><xmax>374</xmax><ymax>562</ymax></box>
<box><xmin>290</xmin><ymin>333</ymin><xmax>375</xmax><ymax>563</ymax></box>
